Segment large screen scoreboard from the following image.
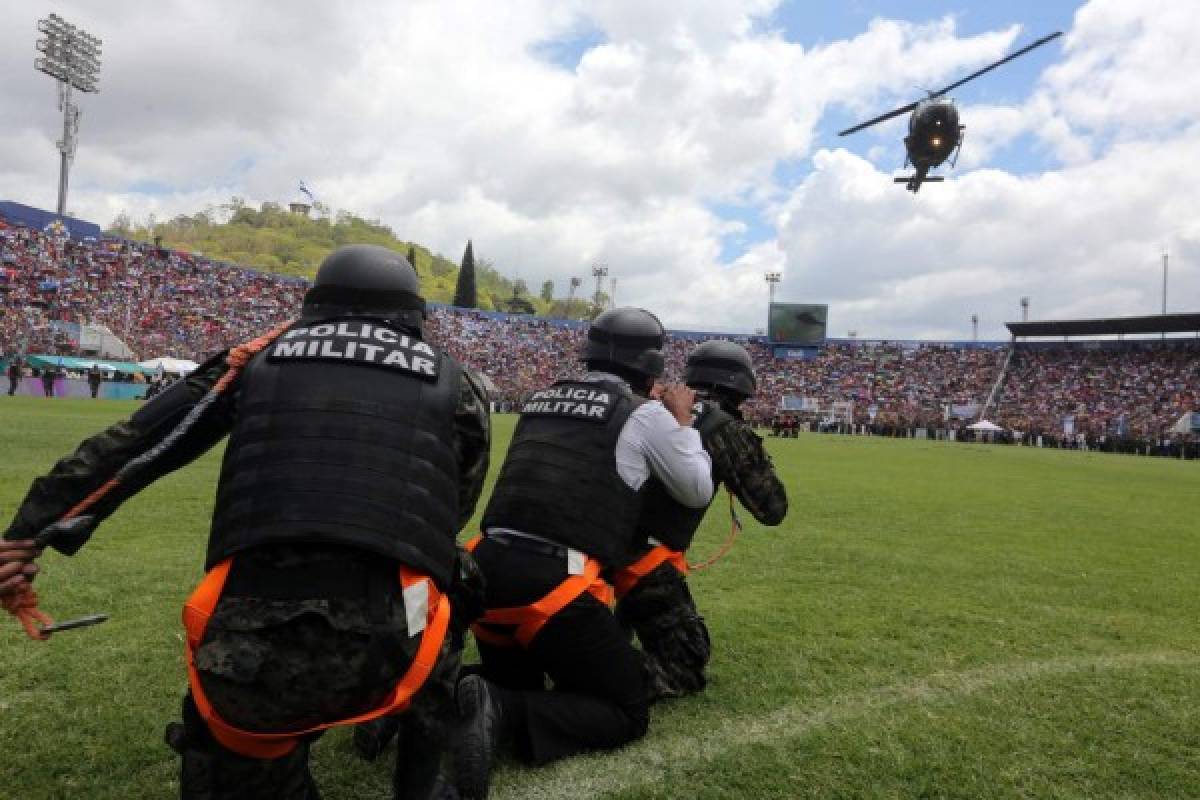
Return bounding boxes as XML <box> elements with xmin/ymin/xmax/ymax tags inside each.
<box><xmin>768</xmin><ymin>303</ymin><xmax>828</xmax><ymax>345</ymax></box>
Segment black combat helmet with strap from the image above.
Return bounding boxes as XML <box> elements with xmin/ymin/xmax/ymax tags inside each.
<box><xmin>684</xmin><ymin>340</ymin><xmax>756</xmax><ymax>400</ymax></box>
<box><xmin>302</xmin><ymin>244</ymin><xmax>427</xmax><ymax>335</ymax></box>
<box><xmin>581</xmin><ymin>307</ymin><xmax>666</xmax><ymax>381</ymax></box>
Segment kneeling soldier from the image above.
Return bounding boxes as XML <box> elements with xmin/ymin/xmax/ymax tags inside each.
<box><xmin>614</xmin><ymin>339</ymin><xmax>788</xmax><ymax>700</ymax></box>
<box><xmin>3</xmin><ymin>245</ymin><xmax>490</xmax><ymax>800</ymax></box>
<box><xmin>451</xmin><ymin>308</ymin><xmax>713</xmax><ymax>798</ymax></box>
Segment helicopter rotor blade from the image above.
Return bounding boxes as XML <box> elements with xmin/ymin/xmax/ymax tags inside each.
<box><xmin>927</xmin><ymin>31</ymin><xmax>1063</xmax><ymax>99</ymax></box>
<box><xmin>838</xmin><ymin>101</ymin><xmax>919</xmax><ymax>136</ymax></box>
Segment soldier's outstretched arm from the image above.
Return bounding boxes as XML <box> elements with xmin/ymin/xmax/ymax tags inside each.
<box><xmin>3</xmin><ymin>352</ymin><xmax>237</xmax><ymax>550</ymax></box>
<box><xmin>453</xmin><ymin>366</ymin><xmax>492</xmax><ymax>529</ymax></box>
<box><xmin>709</xmin><ymin>418</ymin><xmax>788</xmax><ymax>526</ymax></box>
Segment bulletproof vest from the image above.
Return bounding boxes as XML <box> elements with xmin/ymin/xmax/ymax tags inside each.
<box><xmin>207</xmin><ymin>317</ymin><xmax>463</xmax><ymax>587</ymax></box>
<box><xmin>481</xmin><ymin>379</ymin><xmax>644</xmax><ymax>566</ymax></box>
<box><xmin>634</xmin><ymin>401</ymin><xmax>732</xmax><ymax>552</ymax></box>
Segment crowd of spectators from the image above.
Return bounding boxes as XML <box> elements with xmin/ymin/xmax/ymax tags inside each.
<box><xmin>995</xmin><ymin>343</ymin><xmax>1200</xmax><ymax>439</ymax></box>
<box><xmin>1</xmin><ymin>221</ymin><xmax>306</xmax><ymax>360</ymax></box>
<box><xmin>2</xmin><ymin>217</ymin><xmax>1197</xmax><ymax>446</ymax></box>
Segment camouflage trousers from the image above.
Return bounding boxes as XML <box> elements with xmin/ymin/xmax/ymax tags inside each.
<box><xmin>167</xmin><ymin>545</ymin><xmax>459</xmax><ymax>800</ymax></box>
<box><xmin>614</xmin><ymin>561</ymin><xmax>712</xmax><ymax>702</ymax></box>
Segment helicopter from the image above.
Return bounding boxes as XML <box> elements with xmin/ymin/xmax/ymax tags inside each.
<box><xmin>838</xmin><ymin>31</ymin><xmax>1063</xmax><ymax>192</ymax></box>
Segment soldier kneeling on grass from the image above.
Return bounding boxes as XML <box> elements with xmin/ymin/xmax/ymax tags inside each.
<box><xmin>614</xmin><ymin>340</ymin><xmax>789</xmax><ymax>701</ymax></box>
<box><xmin>2</xmin><ymin>244</ymin><xmax>490</xmax><ymax>800</ymax></box>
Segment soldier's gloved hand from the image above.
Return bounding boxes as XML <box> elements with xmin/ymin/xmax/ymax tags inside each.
<box><xmin>449</xmin><ymin>545</ymin><xmax>487</xmax><ymax>633</ymax></box>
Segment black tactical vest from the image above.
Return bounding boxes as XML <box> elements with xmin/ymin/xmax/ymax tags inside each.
<box><xmin>481</xmin><ymin>379</ymin><xmax>644</xmax><ymax>566</ymax></box>
<box><xmin>207</xmin><ymin>317</ymin><xmax>463</xmax><ymax>587</ymax></box>
<box><xmin>634</xmin><ymin>401</ymin><xmax>732</xmax><ymax>552</ymax></box>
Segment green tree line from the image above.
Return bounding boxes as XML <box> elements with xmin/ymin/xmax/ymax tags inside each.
<box><xmin>107</xmin><ymin>199</ymin><xmax>604</xmax><ymax>317</ymax></box>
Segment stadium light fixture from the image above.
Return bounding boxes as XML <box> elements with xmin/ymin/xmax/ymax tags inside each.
<box><xmin>591</xmin><ymin>264</ymin><xmax>608</xmax><ymax>307</ymax></box>
<box><xmin>764</xmin><ymin>271</ymin><xmax>781</xmax><ymax>306</ymax></box>
<box><xmin>35</xmin><ymin>13</ymin><xmax>103</xmax><ymax>216</ymax></box>
<box><xmin>971</xmin><ymin>314</ymin><xmax>979</xmax><ymax>342</ymax></box>
<box><xmin>1020</xmin><ymin>296</ymin><xmax>1030</xmax><ymax>322</ymax></box>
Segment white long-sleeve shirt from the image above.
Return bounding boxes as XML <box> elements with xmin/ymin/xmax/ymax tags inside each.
<box><xmin>486</xmin><ymin>374</ymin><xmax>714</xmax><ymax>553</ymax></box>
<box><xmin>586</xmin><ymin>372</ymin><xmax>713</xmax><ymax>508</ymax></box>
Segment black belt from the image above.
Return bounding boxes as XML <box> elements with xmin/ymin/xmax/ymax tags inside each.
<box><xmin>484</xmin><ymin>532</ymin><xmax>570</xmax><ymax>560</ymax></box>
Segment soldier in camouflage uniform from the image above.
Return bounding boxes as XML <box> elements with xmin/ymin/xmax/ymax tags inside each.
<box><xmin>615</xmin><ymin>339</ymin><xmax>787</xmax><ymax>701</ymax></box>
<box><xmin>3</xmin><ymin>245</ymin><xmax>490</xmax><ymax>800</ymax></box>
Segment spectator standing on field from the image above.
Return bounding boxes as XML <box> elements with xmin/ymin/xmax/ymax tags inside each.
<box><xmin>87</xmin><ymin>365</ymin><xmax>103</xmax><ymax>399</ymax></box>
<box><xmin>6</xmin><ymin>357</ymin><xmax>19</xmax><ymax>395</ymax></box>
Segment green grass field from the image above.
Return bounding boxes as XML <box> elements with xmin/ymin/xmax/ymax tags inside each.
<box><xmin>2</xmin><ymin>396</ymin><xmax>1198</xmax><ymax>799</ymax></box>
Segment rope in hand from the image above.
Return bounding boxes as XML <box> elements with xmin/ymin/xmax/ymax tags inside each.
<box><xmin>688</xmin><ymin>491</ymin><xmax>743</xmax><ymax>572</ymax></box>
<box><xmin>4</xmin><ymin>320</ymin><xmax>294</xmax><ymax>641</ymax></box>
<box><xmin>2</xmin><ymin>587</ymin><xmax>53</xmax><ymax>641</ymax></box>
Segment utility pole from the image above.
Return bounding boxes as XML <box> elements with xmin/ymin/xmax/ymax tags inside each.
<box><xmin>1162</xmin><ymin>249</ymin><xmax>1168</xmax><ymax>340</ymax></box>
<box><xmin>1162</xmin><ymin>249</ymin><xmax>1168</xmax><ymax>315</ymax></box>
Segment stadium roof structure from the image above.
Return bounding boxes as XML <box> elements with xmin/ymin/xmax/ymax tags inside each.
<box><xmin>1006</xmin><ymin>313</ymin><xmax>1200</xmax><ymax>339</ymax></box>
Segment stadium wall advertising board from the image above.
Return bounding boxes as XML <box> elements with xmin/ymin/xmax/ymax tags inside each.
<box><xmin>769</xmin><ymin>303</ymin><xmax>828</xmax><ymax>344</ymax></box>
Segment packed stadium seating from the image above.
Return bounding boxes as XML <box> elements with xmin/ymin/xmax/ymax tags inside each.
<box><xmin>996</xmin><ymin>343</ymin><xmax>1200</xmax><ymax>439</ymax></box>
<box><xmin>2</xmin><ymin>217</ymin><xmax>1198</xmax><ymax>445</ymax></box>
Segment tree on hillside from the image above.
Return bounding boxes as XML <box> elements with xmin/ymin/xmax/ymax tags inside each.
<box><xmin>540</xmin><ymin>280</ymin><xmax>554</xmax><ymax>303</ymax></box>
<box><xmin>407</xmin><ymin>244</ymin><xmax>417</xmax><ymax>271</ymax></box>
<box><xmin>453</xmin><ymin>240</ymin><xmax>477</xmax><ymax>308</ymax></box>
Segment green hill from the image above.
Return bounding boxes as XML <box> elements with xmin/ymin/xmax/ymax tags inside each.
<box><xmin>107</xmin><ymin>199</ymin><xmax>596</xmax><ymax>317</ymax></box>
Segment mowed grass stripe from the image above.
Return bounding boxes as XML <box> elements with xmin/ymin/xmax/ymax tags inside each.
<box><xmin>493</xmin><ymin>650</ymin><xmax>1200</xmax><ymax>800</ymax></box>
<box><xmin>1</xmin><ymin>397</ymin><xmax>1197</xmax><ymax>799</ymax></box>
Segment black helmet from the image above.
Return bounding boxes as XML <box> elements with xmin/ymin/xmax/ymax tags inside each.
<box><xmin>302</xmin><ymin>244</ymin><xmax>425</xmax><ymax>333</ymax></box>
<box><xmin>685</xmin><ymin>340</ymin><xmax>756</xmax><ymax>398</ymax></box>
<box><xmin>581</xmin><ymin>307</ymin><xmax>665</xmax><ymax>378</ymax></box>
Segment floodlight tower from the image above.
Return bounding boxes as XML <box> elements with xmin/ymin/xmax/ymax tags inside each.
<box><xmin>764</xmin><ymin>271</ymin><xmax>781</xmax><ymax>305</ymax></box>
<box><xmin>591</xmin><ymin>264</ymin><xmax>608</xmax><ymax>307</ymax></box>
<box><xmin>971</xmin><ymin>314</ymin><xmax>979</xmax><ymax>341</ymax></box>
<box><xmin>1020</xmin><ymin>296</ymin><xmax>1030</xmax><ymax>322</ymax></box>
<box><xmin>36</xmin><ymin>13</ymin><xmax>102</xmax><ymax>217</ymax></box>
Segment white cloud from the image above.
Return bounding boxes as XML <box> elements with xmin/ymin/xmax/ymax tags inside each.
<box><xmin>1</xmin><ymin>1</ymin><xmax>1196</xmax><ymax>337</ymax></box>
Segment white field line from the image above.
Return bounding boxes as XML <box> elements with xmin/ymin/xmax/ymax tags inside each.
<box><xmin>492</xmin><ymin>650</ymin><xmax>1200</xmax><ymax>800</ymax></box>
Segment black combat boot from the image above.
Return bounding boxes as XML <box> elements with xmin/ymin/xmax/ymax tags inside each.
<box><xmin>450</xmin><ymin>675</ymin><xmax>505</xmax><ymax>800</ymax></box>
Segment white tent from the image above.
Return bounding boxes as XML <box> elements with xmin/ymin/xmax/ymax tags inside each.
<box><xmin>1171</xmin><ymin>411</ymin><xmax>1198</xmax><ymax>435</ymax></box>
<box><xmin>138</xmin><ymin>356</ymin><xmax>199</xmax><ymax>375</ymax></box>
<box><xmin>967</xmin><ymin>420</ymin><xmax>1006</xmax><ymax>432</ymax></box>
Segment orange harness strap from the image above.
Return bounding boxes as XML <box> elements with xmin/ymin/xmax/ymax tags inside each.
<box><xmin>182</xmin><ymin>558</ymin><xmax>450</xmax><ymax>760</ymax></box>
<box><xmin>464</xmin><ymin>535</ymin><xmax>614</xmax><ymax>649</ymax></box>
<box><xmin>612</xmin><ymin>544</ymin><xmax>689</xmax><ymax>599</ymax></box>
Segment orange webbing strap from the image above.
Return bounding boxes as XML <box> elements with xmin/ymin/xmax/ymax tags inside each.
<box><xmin>688</xmin><ymin>491</ymin><xmax>743</xmax><ymax>572</ymax></box>
<box><xmin>465</xmin><ymin>534</ymin><xmax>614</xmax><ymax>649</ymax></box>
<box><xmin>612</xmin><ymin>544</ymin><xmax>688</xmax><ymax>599</ymax></box>
<box><xmin>182</xmin><ymin>558</ymin><xmax>450</xmax><ymax>760</ymax></box>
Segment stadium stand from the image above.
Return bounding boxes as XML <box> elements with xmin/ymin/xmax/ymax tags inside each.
<box><xmin>2</xmin><ymin>212</ymin><xmax>1197</xmax><ymax>455</ymax></box>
